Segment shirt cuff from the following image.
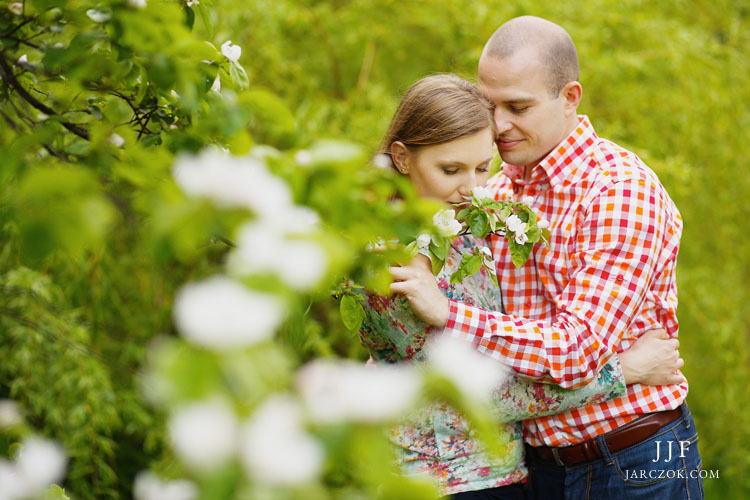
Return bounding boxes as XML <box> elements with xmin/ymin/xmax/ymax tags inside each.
<box><xmin>442</xmin><ymin>299</ymin><xmax>487</xmax><ymax>343</ymax></box>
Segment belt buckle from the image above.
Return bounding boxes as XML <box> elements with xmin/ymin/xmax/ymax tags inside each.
<box><xmin>551</xmin><ymin>447</ymin><xmax>565</xmax><ymax>466</ymax></box>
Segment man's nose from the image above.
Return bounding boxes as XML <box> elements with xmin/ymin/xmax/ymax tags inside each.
<box><xmin>494</xmin><ymin>108</ymin><xmax>513</xmax><ymax>135</ymax></box>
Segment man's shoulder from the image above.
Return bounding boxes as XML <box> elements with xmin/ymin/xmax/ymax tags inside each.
<box><xmin>585</xmin><ymin>137</ymin><xmax>662</xmax><ymax>188</ymax></box>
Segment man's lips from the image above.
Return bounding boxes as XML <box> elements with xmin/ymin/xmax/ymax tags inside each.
<box><xmin>496</xmin><ymin>138</ymin><xmax>523</xmax><ymax>149</ymax></box>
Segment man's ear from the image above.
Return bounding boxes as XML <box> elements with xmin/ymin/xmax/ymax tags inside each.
<box><xmin>561</xmin><ymin>81</ymin><xmax>582</xmax><ymax>117</ymax></box>
<box><xmin>390</xmin><ymin>141</ymin><xmax>410</xmax><ymax>175</ymax></box>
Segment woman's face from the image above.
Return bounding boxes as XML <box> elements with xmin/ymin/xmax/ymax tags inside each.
<box><xmin>401</xmin><ymin>127</ymin><xmax>495</xmax><ymax>205</ymax></box>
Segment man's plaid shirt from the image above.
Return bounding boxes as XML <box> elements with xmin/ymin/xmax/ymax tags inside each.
<box><xmin>444</xmin><ymin>116</ymin><xmax>687</xmax><ymax>447</ymax></box>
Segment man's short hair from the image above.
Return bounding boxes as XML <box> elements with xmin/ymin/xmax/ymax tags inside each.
<box><xmin>484</xmin><ymin>16</ymin><xmax>579</xmax><ymax>96</ymax></box>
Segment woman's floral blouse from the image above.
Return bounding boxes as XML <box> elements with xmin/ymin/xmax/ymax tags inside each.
<box><xmin>358</xmin><ymin>234</ymin><xmax>626</xmax><ymax>496</ymax></box>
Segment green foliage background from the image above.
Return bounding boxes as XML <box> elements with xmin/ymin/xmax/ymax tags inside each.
<box><xmin>1</xmin><ymin>0</ymin><xmax>748</xmax><ymax>497</ymax></box>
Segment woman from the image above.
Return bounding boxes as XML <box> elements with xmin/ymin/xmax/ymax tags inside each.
<box><xmin>359</xmin><ymin>74</ymin><xmax>682</xmax><ymax>499</ymax></box>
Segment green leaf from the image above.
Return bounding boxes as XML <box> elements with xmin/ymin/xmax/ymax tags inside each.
<box><xmin>340</xmin><ymin>294</ymin><xmax>365</xmax><ymax>331</ymax></box>
<box><xmin>469</xmin><ymin>210</ymin><xmax>489</xmax><ymax>238</ymax></box>
<box><xmin>508</xmin><ymin>239</ymin><xmax>533</xmax><ymax>269</ymax></box>
<box><xmin>430</xmin><ymin>254</ymin><xmax>444</xmax><ymax>276</ymax></box>
<box><xmin>450</xmin><ymin>251</ymin><xmax>483</xmax><ymax>284</ymax></box>
<box><xmin>456</xmin><ymin>207</ymin><xmax>471</xmax><ymax>219</ymax></box>
<box><xmin>229</xmin><ymin>60</ymin><xmax>249</xmax><ymax>90</ymax></box>
<box><xmin>430</xmin><ymin>236</ymin><xmax>449</xmax><ymax>261</ymax></box>
<box><xmin>184</xmin><ymin>5</ymin><xmax>195</xmax><ymax>29</ymax></box>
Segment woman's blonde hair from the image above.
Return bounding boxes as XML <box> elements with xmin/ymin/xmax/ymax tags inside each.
<box><xmin>379</xmin><ymin>74</ymin><xmax>495</xmax><ymax>159</ymax></box>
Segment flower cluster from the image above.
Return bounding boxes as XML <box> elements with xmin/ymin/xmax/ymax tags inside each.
<box><xmin>410</xmin><ymin>185</ymin><xmax>550</xmax><ymax>284</ymax></box>
<box><xmin>171</xmin><ymin>149</ymin><xmax>328</xmax><ymax>351</ymax></box>
<box><xmin>0</xmin><ymin>436</ymin><xmax>68</xmax><ymax>500</ymax></box>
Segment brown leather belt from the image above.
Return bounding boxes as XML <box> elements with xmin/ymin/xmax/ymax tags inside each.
<box><xmin>531</xmin><ymin>406</ymin><xmax>683</xmax><ymax>466</ymax></box>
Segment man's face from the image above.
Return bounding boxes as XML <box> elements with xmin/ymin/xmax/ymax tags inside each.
<box><xmin>478</xmin><ymin>48</ymin><xmax>573</xmax><ymax>168</ymax></box>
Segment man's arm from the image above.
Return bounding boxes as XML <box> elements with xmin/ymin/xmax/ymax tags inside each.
<box><xmin>393</xmin><ymin>177</ymin><xmax>680</xmax><ymax>389</ymax></box>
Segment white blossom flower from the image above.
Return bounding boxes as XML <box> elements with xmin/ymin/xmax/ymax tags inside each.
<box><xmin>15</xmin><ymin>437</ymin><xmax>67</xmax><ymax>495</ymax></box>
<box><xmin>537</xmin><ymin>218</ymin><xmax>549</xmax><ymax>229</ymax></box>
<box><xmin>514</xmin><ymin>232</ymin><xmax>529</xmax><ymax>245</ymax></box>
<box><xmin>294</xmin><ymin>150</ymin><xmax>312</xmax><ymax>166</ymax></box>
<box><xmin>221</xmin><ymin>40</ymin><xmax>241</xmax><ymax>62</ymax></box>
<box><xmin>297</xmin><ymin>359</ymin><xmax>421</xmax><ymax>423</ymax></box>
<box><xmin>240</xmin><ymin>395</ymin><xmax>324</xmax><ymax>485</ymax></box>
<box><xmin>433</xmin><ymin>209</ymin><xmax>463</xmax><ymax>237</ymax></box>
<box><xmin>480</xmin><ymin>246</ymin><xmax>492</xmax><ymax>259</ymax></box>
<box><xmin>173</xmin><ymin>276</ymin><xmax>284</xmax><ymax>350</ymax></box>
<box><xmin>127</xmin><ymin>0</ymin><xmax>147</xmax><ymax>8</ymax></box>
<box><xmin>17</xmin><ymin>54</ymin><xmax>27</xmax><ymax>64</ymax></box>
<box><xmin>425</xmin><ymin>336</ymin><xmax>509</xmax><ymax>403</ymax></box>
<box><xmin>416</xmin><ymin>234</ymin><xmax>431</xmax><ymax>249</ymax></box>
<box><xmin>210</xmin><ymin>73</ymin><xmax>221</xmax><ymax>92</ymax></box>
<box><xmin>0</xmin><ymin>459</ymin><xmax>29</xmax><ymax>500</ymax></box>
<box><xmin>172</xmin><ymin>149</ymin><xmax>293</xmax><ymax>217</ymax></box>
<box><xmin>170</xmin><ymin>90</ymin><xmax>180</xmax><ymax>99</ymax></box>
<box><xmin>86</xmin><ymin>8</ymin><xmax>111</xmax><ymax>22</ymax></box>
<box><xmin>134</xmin><ymin>471</ymin><xmax>197</xmax><ymax>500</ymax></box>
<box><xmin>109</xmin><ymin>133</ymin><xmax>125</xmax><ymax>148</ymax></box>
<box><xmin>227</xmin><ymin>222</ymin><xmax>328</xmax><ymax>291</ymax></box>
<box><xmin>186</xmin><ymin>0</ymin><xmax>199</xmax><ymax>5</ymax></box>
<box><xmin>0</xmin><ymin>400</ymin><xmax>22</xmax><ymax>429</ymax></box>
<box><xmin>36</xmin><ymin>113</ymin><xmax>49</xmax><ymax>121</ymax></box>
<box><xmin>504</xmin><ymin>214</ymin><xmax>527</xmax><ymax>234</ymax></box>
<box><xmin>372</xmin><ymin>153</ymin><xmax>392</xmax><ymax>169</ymax></box>
<box><xmin>472</xmin><ymin>186</ymin><xmax>494</xmax><ymax>201</ymax></box>
<box><xmin>522</xmin><ymin>195</ymin><xmax>535</xmax><ymax>206</ymax></box>
<box><xmin>168</xmin><ymin>399</ymin><xmax>238</xmax><ymax>471</ymax></box>
<box><xmin>9</xmin><ymin>3</ymin><xmax>23</xmax><ymax>15</ymax></box>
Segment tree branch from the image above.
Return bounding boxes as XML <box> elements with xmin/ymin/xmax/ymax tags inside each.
<box><xmin>0</xmin><ymin>51</ymin><xmax>90</xmax><ymax>140</ymax></box>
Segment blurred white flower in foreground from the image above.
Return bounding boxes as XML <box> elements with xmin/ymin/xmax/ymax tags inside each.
<box><xmin>294</xmin><ymin>149</ymin><xmax>312</xmax><ymax>166</ymax></box>
<box><xmin>425</xmin><ymin>336</ymin><xmax>509</xmax><ymax>403</ymax></box>
<box><xmin>297</xmin><ymin>359</ymin><xmax>421</xmax><ymax>423</ymax></box>
<box><xmin>537</xmin><ymin>218</ymin><xmax>549</xmax><ymax>229</ymax></box>
<box><xmin>109</xmin><ymin>133</ymin><xmax>125</xmax><ymax>148</ymax></box>
<box><xmin>134</xmin><ymin>471</ymin><xmax>197</xmax><ymax>500</ymax></box>
<box><xmin>172</xmin><ymin>149</ymin><xmax>292</xmax><ymax>217</ymax></box>
<box><xmin>416</xmin><ymin>233</ymin><xmax>431</xmax><ymax>249</ymax></box>
<box><xmin>522</xmin><ymin>195</ymin><xmax>535</xmax><ymax>206</ymax></box>
<box><xmin>433</xmin><ymin>209</ymin><xmax>462</xmax><ymax>237</ymax></box>
<box><xmin>168</xmin><ymin>399</ymin><xmax>238</xmax><ymax>472</ymax></box>
<box><xmin>127</xmin><ymin>0</ymin><xmax>146</xmax><ymax>8</ymax></box>
<box><xmin>0</xmin><ymin>400</ymin><xmax>21</xmax><ymax>429</ymax></box>
<box><xmin>472</xmin><ymin>186</ymin><xmax>494</xmax><ymax>201</ymax></box>
<box><xmin>210</xmin><ymin>73</ymin><xmax>221</xmax><ymax>92</ymax></box>
<box><xmin>14</xmin><ymin>437</ymin><xmax>68</xmax><ymax>497</ymax></box>
<box><xmin>372</xmin><ymin>153</ymin><xmax>392</xmax><ymax>169</ymax></box>
<box><xmin>228</xmin><ymin>222</ymin><xmax>328</xmax><ymax>291</ymax></box>
<box><xmin>174</xmin><ymin>276</ymin><xmax>284</xmax><ymax>350</ymax></box>
<box><xmin>221</xmin><ymin>40</ymin><xmax>241</xmax><ymax>62</ymax></box>
<box><xmin>85</xmin><ymin>8</ymin><xmax>110</xmax><ymax>22</ymax></box>
<box><xmin>240</xmin><ymin>395</ymin><xmax>324</xmax><ymax>485</ymax></box>
<box><xmin>0</xmin><ymin>459</ymin><xmax>28</xmax><ymax>500</ymax></box>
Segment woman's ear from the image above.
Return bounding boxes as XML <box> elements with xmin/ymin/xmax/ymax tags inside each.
<box><xmin>390</xmin><ymin>141</ymin><xmax>410</xmax><ymax>175</ymax></box>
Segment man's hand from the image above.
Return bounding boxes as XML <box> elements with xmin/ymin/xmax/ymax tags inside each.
<box><xmin>619</xmin><ymin>329</ymin><xmax>685</xmax><ymax>386</ymax></box>
<box><xmin>389</xmin><ymin>254</ymin><xmax>450</xmax><ymax>328</ymax></box>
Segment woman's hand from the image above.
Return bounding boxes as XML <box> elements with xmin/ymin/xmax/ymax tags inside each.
<box><xmin>619</xmin><ymin>329</ymin><xmax>685</xmax><ymax>386</ymax></box>
<box><xmin>389</xmin><ymin>254</ymin><xmax>450</xmax><ymax>328</ymax></box>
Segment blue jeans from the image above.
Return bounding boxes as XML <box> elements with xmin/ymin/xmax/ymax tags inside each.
<box><xmin>526</xmin><ymin>403</ymin><xmax>703</xmax><ymax>500</ymax></box>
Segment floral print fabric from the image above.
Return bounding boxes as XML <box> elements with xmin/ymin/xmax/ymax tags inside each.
<box><xmin>358</xmin><ymin>234</ymin><xmax>626</xmax><ymax>495</ymax></box>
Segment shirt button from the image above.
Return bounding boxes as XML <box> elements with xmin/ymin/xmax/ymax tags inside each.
<box><xmin>616</xmin><ymin>275</ymin><xmax>624</xmax><ymax>282</ymax></box>
<box><xmin>525</xmin><ymin>300</ymin><xmax>532</xmax><ymax>307</ymax></box>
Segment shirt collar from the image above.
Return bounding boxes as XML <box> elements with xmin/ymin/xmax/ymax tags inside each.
<box><xmin>541</xmin><ymin>115</ymin><xmax>598</xmax><ymax>187</ymax></box>
<box><xmin>501</xmin><ymin>115</ymin><xmax>598</xmax><ymax>189</ymax></box>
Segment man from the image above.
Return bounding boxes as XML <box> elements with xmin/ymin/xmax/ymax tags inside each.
<box><xmin>390</xmin><ymin>16</ymin><xmax>702</xmax><ymax>499</ymax></box>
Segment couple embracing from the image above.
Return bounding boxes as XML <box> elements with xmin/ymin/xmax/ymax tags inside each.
<box><xmin>358</xmin><ymin>16</ymin><xmax>703</xmax><ymax>500</ymax></box>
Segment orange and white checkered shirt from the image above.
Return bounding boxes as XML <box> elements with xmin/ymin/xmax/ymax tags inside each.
<box><xmin>443</xmin><ymin>116</ymin><xmax>687</xmax><ymax>447</ymax></box>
